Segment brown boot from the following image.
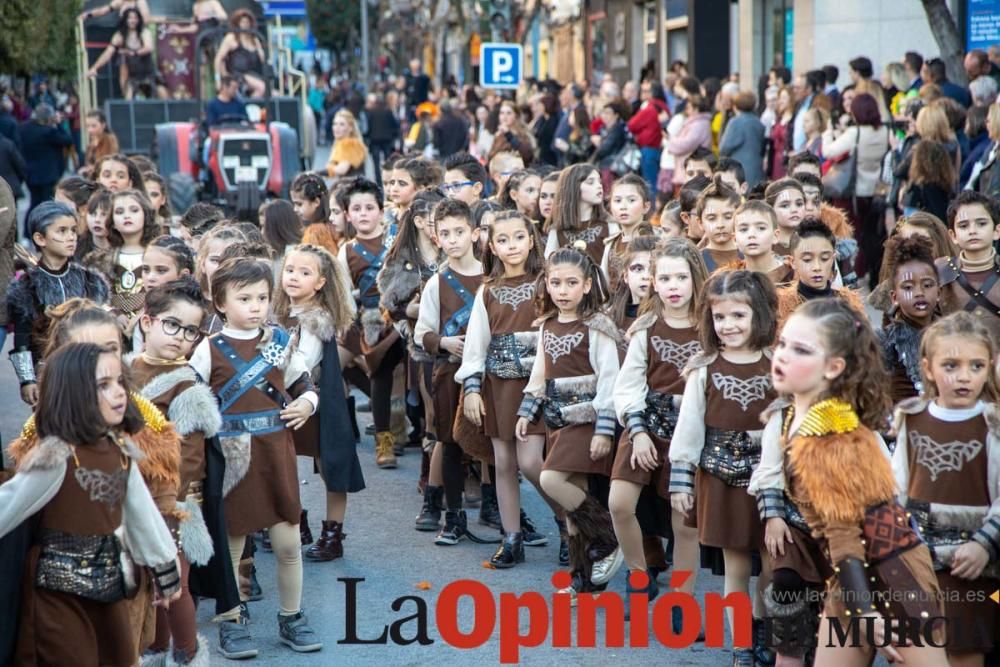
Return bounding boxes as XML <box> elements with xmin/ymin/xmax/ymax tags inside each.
<box><xmin>375</xmin><ymin>431</ymin><xmax>398</xmax><ymax>468</ymax></box>
<box><xmin>304</xmin><ymin>521</ymin><xmax>345</xmax><ymax>561</ymax></box>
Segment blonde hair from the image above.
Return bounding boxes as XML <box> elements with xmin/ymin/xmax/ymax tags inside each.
<box><xmin>639</xmin><ymin>238</ymin><xmax>707</xmax><ymax>322</ymax></box>
<box><xmin>919</xmin><ymin>312</ymin><xmax>1000</xmax><ymax>404</ymax></box>
<box><xmin>884</xmin><ymin>62</ymin><xmax>909</xmax><ymax>92</ymax></box>
<box><xmin>271</xmin><ymin>244</ymin><xmax>354</xmax><ymax>334</ymax></box>
<box><xmin>988</xmin><ymin>103</ymin><xmax>1000</xmax><ymax>141</ymax></box>
<box><xmin>915</xmin><ymin>104</ymin><xmax>955</xmax><ymax>143</ymax></box>
<box><xmin>334</xmin><ymin>109</ymin><xmax>363</xmax><ymax>140</ymax></box>
<box><xmin>195</xmin><ymin>225</ymin><xmax>247</xmax><ymax>295</ymax></box>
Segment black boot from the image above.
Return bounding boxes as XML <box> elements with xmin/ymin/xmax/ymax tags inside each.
<box><xmin>555</xmin><ymin>517</ymin><xmax>569</xmax><ymax>566</ymax></box>
<box><xmin>406</xmin><ymin>400</ymin><xmax>423</xmax><ymax>448</ymax></box>
<box><xmin>415</xmin><ymin>485</ymin><xmax>444</xmax><ymax>531</ymax></box>
<box><xmin>520</xmin><ymin>509</ymin><xmax>548</xmax><ymax>546</ymax></box>
<box><xmin>478</xmin><ymin>483</ymin><xmax>502</xmax><ymax>529</ymax></box>
<box><xmin>435</xmin><ymin>510</ymin><xmax>469</xmax><ymax>545</ymax></box>
<box><xmin>753</xmin><ymin>616</ymin><xmax>776</xmax><ymax>666</ymax></box>
<box><xmin>346</xmin><ymin>396</ymin><xmax>360</xmax><ymax>442</ymax></box>
<box><xmin>299</xmin><ymin>509</ymin><xmax>313</xmax><ymax>546</ymax></box>
<box><xmin>490</xmin><ymin>532</ymin><xmax>525</xmax><ymax>568</ymax></box>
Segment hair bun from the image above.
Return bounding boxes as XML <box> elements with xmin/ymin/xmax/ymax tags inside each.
<box><xmin>572</xmin><ymin>239</ymin><xmax>587</xmax><ymax>252</ymax></box>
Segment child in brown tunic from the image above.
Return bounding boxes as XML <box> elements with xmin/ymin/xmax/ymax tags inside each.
<box><xmin>763</xmin><ymin>178</ymin><xmax>806</xmax><ymax>259</ymax></box>
<box><xmin>0</xmin><ymin>343</ymin><xmax>180</xmax><ymax>667</ymax></box>
<box><xmin>893</xmin><ymin>312</ymin><xmax>1000</xmax><ymax>663</ymax></box>
<box><xmin>517</xmin><ymin>245</ymin><xmax>623</xmax><ymax>601</ymax></box>
<box><xmin>612</xmin><ymin>239</ymin><xmax>707</xmax><ymax>614</ymax></box>
<box><xmin>669</xmin><ymin>270</ymin><xmax>778</xmax><ymax>666</ymax></box>
<box><xmin>414</xmin><ymin>199</ymin><xmax>485</xmax><ymax>546</ymax></box>
<box><xmin>695</xmin><ymin>175</ymin><xmax>742</xmax><ymax>275</ymax></box>
<box><xmin>773</xmin><ymin>298</ymin><xmax>946</xmax><ymax>666</ymax></box>
<box><xmin>732</xmin><ymin>200</ymin><xmax>796</xmax><ymax>286</ymax></box>
<box><xmin>601</xmin><ymin>173</ymin><xmax>653</xmax><ymax>288</ymax></box>
<box><xmin>189</xmin><ymin>258</ymin><xmax>323</xmax><ymax>655</ymax></box>
<box><xmin>457</xmin><ymin>211</ymin><xmax>558</xmax><ymax>567</ymax></box>
<box><xmin>544</xmin><ymin>164</ymin><xmax>616</xmax><ymax>264</ymax></box>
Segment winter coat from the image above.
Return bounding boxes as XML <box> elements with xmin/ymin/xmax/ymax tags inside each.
<box><xmin>627</xmin><ymin>98</ymin><xmax>668</xmax><ymax>149</ymax></box>
<box><xmin>666</xmin><ymin>111</ymin><xmax>712</xmax><ymax>186</ymax></box>
<box><xmin>718</xmin><ymin>111</ymin><xmax>766</xmax><ymax>188</ymax></box>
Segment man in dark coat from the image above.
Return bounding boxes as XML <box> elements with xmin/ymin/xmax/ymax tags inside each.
<box><xmin>432</xmin><ymin>99</ymin><xmax>469</xmax><ymax>159</ymax></box>
<box><xmin>18</xmin><ymin>105</ymin><xmax>72</xmax><ymax>214</ymax></box>
<box><xmin>0</xmin><ymin>135</ymin><xmax>26</xmax><ymax>198</ymax></box>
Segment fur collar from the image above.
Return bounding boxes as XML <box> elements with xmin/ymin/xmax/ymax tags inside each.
<box><xmin>138</xmin><ymin>365</ymin><xmax>199</xmax><ymax>404</ymax></box>
<box><xmin>820</xmin><ymin>202</ymin><xmax>854</xmax><ymax>238</ymax></box>
<box><xmin>169</xmin><ymin>384</ymin><xmax>222</xmax><ymax>438</ymax></box>
<box><xmin>584</xmin><ymin>312</ymin><xmax>621</xmax><ymax>342</ymax></box>
<box><xmin>294</xmin><ymin>306</ymin><xmax>336</xmax><ymax>343</ymax></box>
<box><xmin>683</xmin><ymin>351</ymin><xmax>719</xmax><ymax>376</ymax></box>
<box><xmin>894</xmin><ymin>397</ymin><xmax>1000</xmax><ymax>438</ymax></box>
<box><xmin>627</xmin><ymin>311</ymin><xmax>658</xmax><ymax>336</ymax></box>
<box><xmin>17</xmin><ymin>435</ymin><xmax>74</xmax><ymax>472</ymax></box>
<box><xmin>376</xmin><ymin>258</ymin><xmax>425</xmax><ymax>317</ymax></box>
<box><xmin>760</xmin><ymin>396</ymin><xmax>793</xmax><ymax>425</ymax></box>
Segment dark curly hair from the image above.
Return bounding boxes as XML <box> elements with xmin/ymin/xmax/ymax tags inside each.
<box><xmin>290</xmin><ymin>172</ymin><xmax>330</xmax><ymax>224</ymax></box>
<box><xmin>699</xmin><ymin>269</ymin><xmax>778</xmax><ymax>354</ymax></box>
<box><xmin>882</xmin><ymin>234</ymin><xmax>937</xmax><ymax>289</ymax></box>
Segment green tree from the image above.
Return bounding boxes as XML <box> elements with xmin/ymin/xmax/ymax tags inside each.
<box><xmin>0</xmin><ymin>0</ymin><xmax>81</xmax><ymax>75</ymax></box>
<box><xmin>921</xmin><ymin>0</ymin><xmax>967</xmax><ymax>85</ymax></box>
<box><xmin>307</xmin><ymin>0</ymin><xmax>361</xmax><ymax>52</ymax></box>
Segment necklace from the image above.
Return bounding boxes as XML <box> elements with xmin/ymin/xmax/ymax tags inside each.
<box><xmin>140</xmin><ymin>352</ymin><xmax>187</xmax><ymax>366</ymax></box>
<box><xmin>959</xmin><ymin>248</ymin><xmax>997</xmax><ymax>273</ymax></box>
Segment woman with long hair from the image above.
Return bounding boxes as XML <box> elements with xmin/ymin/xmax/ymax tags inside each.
<box><xmin>83</xmin><ymin>111</ymin><xmax>120</xmax><ymax>171</ymax></box>
<box><xmin>85</xmin><ymin>8</ymin><xmax>167</xmax><ymax>100</ymax></box>
<box><xmin>214</xmin><ymin>9</ymin><xmax>267</xmax><ymax>98</ymax></box>
<box><xmin>325</xmin><ymin>109</ymin><xmax>370</xmax><ymax>184</ymax></box>
<box><xmin>487</xmin><ymin>100</ymin><xmax>537</xmax><ymax>166</ymax></box>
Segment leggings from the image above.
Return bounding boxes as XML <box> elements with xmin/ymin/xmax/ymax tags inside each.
<box><xmin>150</xmin><ymin>556</ymin><xmax>197</xmax><ymax>658</ymax></box>
<box><xmin>442</xmin><ymin>441</ymin><xmax>465</xmax><ymax>510</ymax></box>
<box><xmin>228</xmin><ymin>523</ymin><xmax>303</xmax><ymax>615</ymax></box>
<box><xmin>371</xmin><ymin>338</ymin><xmax>405</xmax><ymax>432</ymax></box>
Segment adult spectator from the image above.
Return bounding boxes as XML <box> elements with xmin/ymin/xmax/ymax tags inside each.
<box><xmin>83</xmin><ymin>110</ymin><xmax>119</xmax><ymax>170</ymax></box>
<box><xmin>711</xmin><ymin>81</ymin><xmax>739</xmax><ymax>153</ymax></box>
<box><xmin>627</xmin><ymin>80</ymin><xmax>670</xmax><ymax>196</ymax></box>
<box><xmin>487</xmin><ymin>100</ymin><xmax>536</xmax><ymax>166</ymax></box>
<box><xmin>719</xmin><ymin>90</ymin><xmax>765</xmax><ymax>188</ymax></box>
<box><xmin>365</xmin><ymin>93</ymin><xmax>400</xmax><ymax>174</ymax></box>
<box><xmin>847</xmin><ymin>56</ymin><xmax>874</xmax><ymax>90</ymax></box>
<box><xmin>822</xmin><ymin>64</ymin><xmax>841</xmax><ymax>112</ymax></box>
<box><xmin>821</xmin><ymin>93</ymin><xmax>890</xmax><ymax>288</ymax></box>
<box><xmin>405</xmin><ymin>59</ymin><xmax>432</xmax><ymax>108</ymax></box>
<box><xmin>593</xmin><ymin>99</ymin><xmax>630</xmax><ymax>187</ymax></box>
<box><xmin>768</xmin><ymin>66</ymin><xmax>791</xmax><ymax>87</ymax></box>
<box><xmin>665</xmin><ymin>79</ymin><xmax>712</xmax><ymax>191</ymax></box>
<box><xmin>923</xmin><ymin>58</ymin><xmax>971</xmax><ymax>108</ymax></box>
<box><xmin>0</xmin><ymin>133</ymin><xmax>26</xmax><ymax>199</ymax></box>
<box><xmin>432</xmin><ymin>99</ymin><xmax>470</xmax><ymax>160</ymax></box>
<box><xmin>965</xmin><ymin>49</ymin><xmax>1000</xmax><ymax>90</ymax></box>
<box><xmin>214</xmin><ymin>9</ymin><xmax>267</xmax><ymax>98</ymax></box>
<box><xmin>27</xmin><ymin>81</ymin><xmax>56</xmax><ymax>110</ymax></box>
<box><xmin>961</xmin><ymin>105</ymin><xmax>990</xmax><ymax>187</ymax></box>
<box><xmin>622</xmin><ymin>81</ymin><xmax>640</xmax><ymax>115</ymax></box>
<box><xmin>19</xmin><ymin>104</ymin><xmax>73</xmax><ymax>214</ymax></box>
<box><xmin>970</xmin><ymin>103</ymin><xmax>1000</xmax><ymax>200</ymax></box>
<box><xmin>530</xmin><ymin>93</ymin><xmax>560</xmax><ymax>166</ymax></box>
<box><xmin>792</xmin><ymin>70</ymin><xmax>830</xmax><ymax>152</ymax></box>
<box><xmin>469</xmin><ymin>104</ymin><xmax>494</xmax><ymax>162</ymax></box>
<box><xmin>902</xmin><ymin>139</ymin><xmax>955</xmax><ymax>222</ymax></box>
<box><xmin>903</xmin><ymin>51</ymin><xmax>924</xmax><ymax>93</ymax></box>
<box><xmin>552</xmin><ymin>83</ymin><xmax>584</xmax><ymax>165</ymax></box>
<box><xmin>0</xmin><ymin>97</ymin><xmax>18</xmax><ymax>147</ymax></box>
<box><xmin>970</xmin><ymin>76</ymin><xmax>999</xmax><ymax>108</ymax></box>
<box><xmin>86</xmin><ymin>8</ymin><xmax>167</xmax><ymax>100</ymax></box>
<box><xmin>882</xmin><ymin>62</ymin><xmax>910</xmax><ymax>116</ymax></box>
<box><xmin>205</xmin><ymin>75</ymin><xmax>247</xmax><ymax>127</ymax></box>
<box><xmin>564</xmin><ymin>105</ymin><xmax>593</xmax><ymax>165</ymax></box>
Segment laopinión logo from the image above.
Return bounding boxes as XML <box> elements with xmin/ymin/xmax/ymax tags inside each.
<box><xmin>338</xmin><ymin>570</ymin><xmax>755</xmax><ymax>663</ymax></box>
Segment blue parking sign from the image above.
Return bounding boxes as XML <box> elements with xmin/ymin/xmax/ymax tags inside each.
<box><xmin>480</xmin><ymin>43</ymin><xmax>523</xmax><ymax>89</ymax></box>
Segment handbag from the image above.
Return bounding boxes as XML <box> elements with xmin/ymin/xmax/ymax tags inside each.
<box><xmin>609</xmin><ymin>131</ymin><xmax>642</xmax><ymax>176</ymax></box>
<box><xmin>35</xmin><ymin>530</ymin><xmax>126</xmax><ymax>603</ymax></box>
<box><xmin>822</xmin><ymin>127</ymin><xmax>860</xmax><ymax>199</ymax></box>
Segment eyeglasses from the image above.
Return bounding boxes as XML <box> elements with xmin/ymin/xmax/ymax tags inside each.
<box><xmin>153</xmin><ymin>317</ymin><xmax>203</xmax><ymax>342</ymax></box>
<box><xmin>441</xmin><ymin>181</ymin><xmax>474</xmax><ymax>192</ymax></box>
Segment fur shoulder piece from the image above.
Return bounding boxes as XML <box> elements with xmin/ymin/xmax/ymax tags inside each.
<box><xmin>585</xmin><ymin>312</ymin><xmax>621</xmax><ymax>342</ymax></box>
<box><xmin>16</xmin><ymin>435</ymin><xmax>73</xmax><ymax>473</ymax></box>
<box><xmin>776</xmin><ymin>285</ymin><xmax>803</xmax><ymax>326</ymax></box>
<box><xmin>295</xmin><ymin>307</ymin><xmax>336</xmax><ymax>343</ymax></box>
<box><xmin>377</xmin><ymin>259</ymin><xmax>423</xmax><ymax>316</ymax></box>
<box><xmin>820</xmin><ymin>202</ymin><xmax>854</xmax><ymax>238</ymax></box>
<box><xmin>892</xmin><ymin>396</ymin><xmax>928</xmax><ymax>435</ymax></box>
<box><xmin>985</xmin><ymin>402</ymin><xmax>1000</xmax><ymax>438</ymax></box>
<box><xmin>682</xmin><ymin>351</ymin><xmax>718</xmax><ymax>377</ymax></box>
<box><xmin>836</xmin><ymin>287</ymin><xmax>866</xmax><ymax>317</ymax></box>
<box><xmin>132</xmin><ymin>421</ymin><xmax>181</xmax><ymax>491</ymax></box>
<box><xmin>788</xmin><ymin>402</ymin><xmax>896</xmax><ymax>524</ymax></box>
<box><xmin>138</xmin><ymin>365</ymin><xmax>198</xmax><ymax>405</ymax></box>
<box><xmin>331</xmin><ymin>137</ymin><xmax>367</xmax><ymax>168</ymax></box>
<box><xmin>627</xmin><ymin>311</ymin><xmax>658</xmax><ymax>335</ymax></box>
<box><xmin>760</xmin><ymin>396</ymin><xmax>793</xmax><ymax>425</ymax></box>
<box><xmin>80</xmin><ymin>262</ymin><xmax>111</xmax><ymax>304</ymax></box>
<box><xmin>169</xmin><ymin>383</ymin><xmax>223</xmax><ymax>438</ymax></box>
<box><xmin>81</xmin><ymin>248</ymin><xmax>116</xmax><ymax>281</ymax></box>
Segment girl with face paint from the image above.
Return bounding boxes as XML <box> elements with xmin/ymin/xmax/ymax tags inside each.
<box><xmin>892</xmin><ymin>312</ymin><xmax>1000</xmax><ymax>665</ymax></box>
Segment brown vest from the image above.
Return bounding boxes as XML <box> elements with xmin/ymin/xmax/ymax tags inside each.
<box><xmin>41</xmin><ymin>438</ymin><xmax>128</xmax><ymax>536</ymax></box>
<box><xmin>437</xmin><ymin>269</ymin><xmax>482</xmax><ymax>337</ymax></box>
<box><xmin>542</xmin><ymin>318</ymin><xmax>592</xmax><ymax>380</ymax></box>
<box><xmin>484</xmin><ymin>273</ymin><xmax>537</xmax><ymax>335</ymax></box>
<box><xmin>557</xmin><ymin>223</ymin><xmax>609</xmax><ymax>265</ymax></box>
<box><xmin>704</xmin><ymin>354</ymin><xmax>774</xmax><ymax>431</ymax></box>
<box><xmin>906</xmin><ymin>407</ymin><xmax>991</xmax><ymax>506</ymax></box>
<box><xmin>646</xmin><ymin>319</ymin><xmax>700</xmax><ymax>396</ymax></box>
<box><xmin>346</xmin><ymin>234</ymin><xmax>386</xmax><ymax>303</ymax></box>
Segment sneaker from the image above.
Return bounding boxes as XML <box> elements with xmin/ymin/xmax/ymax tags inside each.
<box><xmin>590</xmin><ymin>546</ymin><xmax>625</xmax><ymax>585</ymax></box>
<box><xmin>556</xmin><ymin>579</ymin><xmax>579</xmax><ymax>607</ymax></box>
<box><xmin>434</xmin><ymin>510</ymin><xmax>468</xmax><ymax>546</ymax></box>
<box><xmin>365</xmin><ymin>423</ymin><xmax>376</xmax><ymax>435</ymax></box>
<box><xmin>519</xmin><ymin>509</ymin><xmax>548</xmax><ymax>546</ymax></box>
<box><xmin>218</xmin><ymin>605</ymin><xmax>258</xmax><ymax>660</ymax></box>
<box><xmin>415</xmin><ymin>485</ymin><xmax>444</xmax><ymax>531</ymax></box>
<box><xmin>277</xmin><ymin>611</ymin><xmax>323</xmax><ymax>653</ymax></box>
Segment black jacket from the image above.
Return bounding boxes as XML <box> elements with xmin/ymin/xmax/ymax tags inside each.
<box><xmin>593</xmin><ymin>120</ymin><xmax>627</xmax><ymax>167</ymax></box>
<box><xmin>433</xmin><ymin>111</ymin><xmax>470</xmax><ymax>159</ymax></box>
<box><xmin>0</xmin><ymin>136</ymin><xmax>26</xmax><ymax>194</ymax></box>
<box><xmin>533</xmin><ymin>114</ymin><xmax>561</xmax><ymax>166</ymax></box>
<box><xmin>366</xmin><ymin>106</ymin><xmax>400</xmax><ymax>144</ymax></box>
<box><xmin>19</xmin><ymin>121</ymin><xmax>72</xmax><ymax>186</ymax></box>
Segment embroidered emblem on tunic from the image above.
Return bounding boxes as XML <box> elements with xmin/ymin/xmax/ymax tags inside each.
<box><xmin>490</xmin><ymin>283</ymin><xmax>535</xmax><ymax>309</ymax></box>
<box><xmin>910</xmin><ymin>432</ymin><xmax>983</xmax><ymax>481</ymax></box>
<box><xmin>74</xmin><ymin>467</ymin><xmax>129</xmax><ymax>508</ymax></box>
<box><xmin>564</xmin><ymin>227</ymin><xmax>602</xmax><ymax>244</ymax></box>
<box><xmin>711</xmin><ymin>373</ymin><xmax>771</xmax><ymax>411</ymax></box>
<box><xmin>650</xmin><ymin>337</ymin><xmax>701</xmax><ymax>370</ymax></box>
<box><xmin>260</xmin><ymin>340</ymin><xmax>288</xmax><ymax>367</ymax></box>
<box><xmin>544</xmin><ymin>330</ymin><xmax>584</xmax><ymax>363</ymax></box>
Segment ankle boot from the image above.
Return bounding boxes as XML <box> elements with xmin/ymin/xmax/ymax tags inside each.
<box><xmin>406</xmin><ymin>400</ymin><xmax>424</xmax><ymax>448</ymax></box>
<box><xmin>478</xmin><ymin>483</ymin><xmax>502</xmax><ymax>529</ymax></box>
<box><xmin>490</xmin><ymin>532</ymin><xmax>525</xmax><ymax>568</ymax></box>
<box><xmin>519</xmin><ymin>509</ymin><xmax>548</xmax><ymax>546</ymax></box>
<box><xmin>463</xmin><ymin>464</ymin><xmax>482</xmax><ymax>507</ymax></box>
<box><xmin>346</xmin><ymin>396</ymin><xmax>360</xmax><ymax>443</ymax></box>
<box><xmin>554</xmin><ymin>517</ymin><xmax>570</xmax><ymax>566</ymax></box>
<box><xmin>434</xmin><ymin>509</ymin><xmax>469</xmax><ymax>545</ymax></box>
<box><xmin>305</xmin><ymin>521</ymin><xmax>345</xmax><ymax>561</ymax></box>
<box><xmin>375</xmin><ymin>431</ymin><xmax>397</xmax><ymax>468</ymax></box>
<box><xmin>299</xmin><ymin>510</ymin><xmax>313</xmax><ymax>546</ymax></box>
<box><xmin>624</xmin><ymin>571</ymin><xmax>659</xmax><ymax>621</ymax></box>
<box><xmin>238</xmin><ymin>559</ymin><xmax>262</xmax><ymax>601</ymax></box>
<box><xmin>415</xmin><ymin>485</ymin><xmax>444</xmax><ymax>531</ymax></box>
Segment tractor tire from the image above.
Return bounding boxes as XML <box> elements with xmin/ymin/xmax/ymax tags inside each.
<box><xmin>168</xmin><ymin>172</ymin><xmax>198</xmax><ymax>215</ymax></box>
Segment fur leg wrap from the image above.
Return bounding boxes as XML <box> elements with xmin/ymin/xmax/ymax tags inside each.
<box><xmin>361</xmin><ymin>308</ymin><xmax>386</xmax><ymax>347</ymax></box>
<box><xmin>220</xmin><ymin>435</ymin><xmax>251</xmax><ymax>497</ymax></box>
<box><xmin>390</xmin><ymin>395</ymin><xmax>407</xmax><ymax>443</ymax></box>
<box><xmin>763</xmin><ymin>583</ymin><xmax>816</xmax><ymax>658</ymax></box>
<box><xmin>165</xmin><ymin>634</ymin><xmax>210</xmax><ymax>667</ymax></box>
<box><xmin>177</xmin><ymin>499</ymin><xmax>214</xmax><ymax>566</ymax></box>
<box><xmin>567</xmin><ymin>496</ymin><xmax>617</xmax><ymax>545</ymax></box>
<box><xmin>567</xmin><ymin>533</ymin><xmax>592</xmax><ymax>576</ymax></box>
